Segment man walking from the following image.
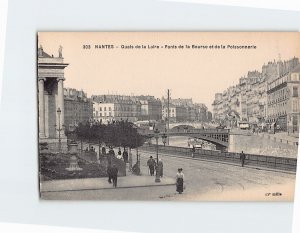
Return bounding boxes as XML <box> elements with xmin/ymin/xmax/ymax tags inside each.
<box><xmin>147</xmin><ymin>156</ymin><xmax>156</xmax><ymax>176</ymax></box>
<box><xmin>111</xmin><ymin>164</ymin><xmax>118</xmax><ymax>188</ymax></box>
<box><xmin>240</xmin><ymin>151</ymin><xmax>246</xmax><ymax>167</ymax></box>
<box><xmin>191</xmin><ymin>146</ymin><xmax>196</xmax><ymax>158</ymax></box>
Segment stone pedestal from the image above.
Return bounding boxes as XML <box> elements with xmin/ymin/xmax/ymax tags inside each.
<box><xmin>66</xmin><ymin>155</ymin><xmax>82</xmax><ymax>171</ymax></box>
<box><xmin>68</xmin><ymin>142</ymin><xmax>78</xmax><ymax>154</ymax></box>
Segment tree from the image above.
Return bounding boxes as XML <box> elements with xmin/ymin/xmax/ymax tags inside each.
<box><xmin>74</xmin><ymin>120</ymin><xmax>145</xmax><ymax>153</ymax></box>
<box><xmin>74</xmin><ymin>121</ymin><xmax>90</xmax><ymax>152</ymax></box>
<box><xmin>91</xmin><ymin>122</ymin><xmax>106</xmax><ymax>155</ymax></box>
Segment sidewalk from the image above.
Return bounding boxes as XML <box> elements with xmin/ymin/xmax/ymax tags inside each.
<box><xmin>40</xmin><ymin>173</ymin><xmax>176</xmax><ymax>193</ymax></box>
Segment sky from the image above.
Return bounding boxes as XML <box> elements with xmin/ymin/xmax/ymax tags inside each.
<box><xmin>38</xmin><ymin>32</ymin><xmax>300</xmax><ymax>111</ymax></box>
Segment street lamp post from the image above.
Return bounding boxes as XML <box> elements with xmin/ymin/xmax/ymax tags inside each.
<box><xmin>56</xmin><ymin>107</ymin><xmax>63</xmax><ymax>152</ymax></box>
<box><xmin>162</xmin><ymin>128</ymin><xmax>167</xmax><ymax>147</ymax></box>
<box><xmin>154</xmin><ymin>128</ymin><xmax>160</xmax><ymax>183</ymax></box>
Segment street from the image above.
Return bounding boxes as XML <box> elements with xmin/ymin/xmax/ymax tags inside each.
<box><xmin>41</xmin><ymin>149</ymin><xmax>295</xmax><ymax>201</ymax></box>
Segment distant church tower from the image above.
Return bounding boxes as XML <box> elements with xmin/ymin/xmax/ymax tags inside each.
<box><xmin>38</xmin><ymin>45</ymin><xmax>69</xmax><ymax>151</ymax></box>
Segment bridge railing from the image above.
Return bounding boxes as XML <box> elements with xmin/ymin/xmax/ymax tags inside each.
<box><xmin>169</xmin><ymin>128</ymin><xmax>230</xmax><ymax>133</ymax></box>
<box><xmin>140</xmin><ymin>144</ymin><xmax>297</xmax><ymax>172</ymax></box>
<box><xmin>140</xmin><ymin>128</ymin><xmax>230</xmax><ymax>135</ymax></box>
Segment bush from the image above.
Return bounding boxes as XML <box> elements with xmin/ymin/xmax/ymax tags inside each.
<box><xmin>40</xmin><ymin>152</ymin><xmax>107</xmax><ymax>180</ymax></box>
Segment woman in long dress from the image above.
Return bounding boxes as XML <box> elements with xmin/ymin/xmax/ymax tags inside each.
<box><xmin>176</xmin><ymin>168</ymin><xmax>184</xmax><ymax>194</ymax></box>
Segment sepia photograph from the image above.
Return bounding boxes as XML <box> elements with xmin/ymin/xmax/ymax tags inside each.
<box><xmin>37</xmin><ymin>32</ymin><xmax>300</xmax><ymax>201</ymax></box>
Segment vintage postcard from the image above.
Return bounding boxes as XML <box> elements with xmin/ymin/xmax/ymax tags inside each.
<box><xmin>38</xmin><ymin>32</ymin><xmax>299</xmax><ymax>201</ymax></box>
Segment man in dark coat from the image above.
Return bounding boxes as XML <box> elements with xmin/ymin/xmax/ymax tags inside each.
<box><xmin>240</xmin><ymin>151</ymin><xmax>246</xmax><ymax>167</ymax></box>
<box><xmin>111</xmin><ymin>164</ymin><xmax>118</xmax><ymax>188</ymax></box>
<box><xmin>191</xmin><ymin>146</ymin><xmax>196</xmax><ymax>158</ymax></box>
<box><xmin>123</xmin><ymin>149</ymin><xmax>129</xmax><ymax>163</ymax></box>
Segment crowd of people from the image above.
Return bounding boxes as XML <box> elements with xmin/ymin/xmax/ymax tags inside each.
<box><xmin>95</xmin><ymin>145</ymin><xmax>186</xmax><ymax>193</ymax></box>
<box><xmin>146</xmin><ymin>156</ymin><xmax>184</xmax><ymax>194</ymax></box>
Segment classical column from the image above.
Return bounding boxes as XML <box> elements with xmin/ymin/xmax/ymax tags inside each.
<box><xmin>57</xmin><ymin>77</ymin><xmax>65</xmax><ymax>137</ymax></box>
<box><xmin>38</xmin><ymin>78</ymin><xmax>46</xmax><ymax>138</ymax></box>
<box><xmin>44</xmin><ymin>93</ymin><xmax>49</xmax><ymax>137</ymax></box>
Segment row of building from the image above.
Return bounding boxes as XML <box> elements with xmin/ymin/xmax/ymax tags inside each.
<box><xmin>212</xmin><ymin>57</ymin><xmax>300</xmax><ymax>134</ymax></box>
<box><xmin>38</xmin><ymin>46</ymin><xmax>211</xmax><ymax>149</ymax></box>
<box><xmin>63</xmin><ymin>91</ymin><xmax>212</xmax><ymax>131</ymax></box>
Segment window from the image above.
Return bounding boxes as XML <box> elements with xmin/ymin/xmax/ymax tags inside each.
<box><xmin>292</xmin><ymin>100</ymin><xmax>298</xmax><ymax>112</ymax></box>
<box><xmin>100</xmin><ymin>113</ymin><xmax>102</xmax><ymax>117</ymax></box>
<box><xmin>291</xmin><ymin>73</ymin><xmax>299</xmax><ymax>82</ymax></box>
<box><xmin>99</xmin><ymin>107</ymin><xmax>102</xmax><ymax>111</ymax></box>
<box><xmin>109</xmin><ymin>107</ymin><xmax>111</xmax><ymax>111</ymax></box>
<box><xmin>104</xmin><ymin>107</ymin><xmax>106</xmax><ymax>111</ymax></box>
<box><xmin>293</xmin><ymin>87</ymin><xmax>298</xmax><ymax>97</ymax></box>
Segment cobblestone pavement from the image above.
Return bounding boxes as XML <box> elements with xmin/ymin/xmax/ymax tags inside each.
<box><xmin>41</xmin><ymin>149</ymin><xmax>296</xmax><ymax>201</ymax></box>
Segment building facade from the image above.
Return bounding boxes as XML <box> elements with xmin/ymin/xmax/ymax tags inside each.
<box><xmin>92</xmin><ymin>95</ymin><xmax>141</xmax><ymax>123</ymax></box>
<box><xmin>267</xmin><ymin>64</ymin><xmax>300</xmax><ymax>134</ymax></box>
<box><xmin>134</xmin><ymin>95</ymin><xmax>162</xmax><ymax>121</ymax></box>
<box><xmin>64</xmin><ymin>88</ymin><xmax>93</xmax><ymax>131</ymax></box>
<box><xmin>212</xmin><ymin>57</ymin><xmax>299</xmax><ymax>131</ymax></box>
<box><xmin>38</xmin><ymin>46</ymin><xmax>68</xmax><ymax>150</ymax></box>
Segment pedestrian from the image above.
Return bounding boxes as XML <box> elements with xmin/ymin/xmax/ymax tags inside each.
<box><xmin>147</xmin><ymin>156</ymin><xmax>156</xmax><ymax>176</ymax></box>
<box><xmin>116</xmin><ymin>153</ymin><xmax>122</xmax><ymax>160</ymax></box>
<box><xmin>117</xmin><ymin>147</ymin><xmax>122</xmax><ymax>160</ymax></box>
<box><xmin>101</xmin><ymin>146</ymin><xmax>106</xmax><ymax>155</ymax></box>
<box><xmin>176</xmin><ymin>168</ymin><xmax>184</xmax><ymax>194</ymax></box>
<box><xmin>111</xmin><ymin>164</ymin><xmax>118</xmax><ymax>188</ymax></box>
<box><xmin>107</xmin><ymin>164</ymin><xmax>112</xmax><ymax>184</ymax></box>
<box><xmin>109</xmin><ymin>147</ymin><xmax>115</xmax><ymax>156</ymax></box>
<box><xmin>240</xmin><ymin>151</ymin><xmax>246</xmax><ymax>167</ymax></box>
<box><xmin>156</xmin><ymin>158</ymin><xmax>163</xmax><ymax>177</ymax></box>
<box><xmin>123</xmin><ymin>149</ymin><xmax>129</xmax><ymax>163</ymax></box>
<box><xmin>191</xmin><ymin>146</ymin><xmax>195</xmax><ymax>158</ymax></box>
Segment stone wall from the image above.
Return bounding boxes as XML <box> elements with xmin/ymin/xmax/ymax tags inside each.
<box><xmin>228</xmin><ymin>132</ymin><xmax>298</xmax><ymax>158</ymax></box>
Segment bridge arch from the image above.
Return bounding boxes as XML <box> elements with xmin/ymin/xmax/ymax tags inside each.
<box><xmin>170</xmin><ymin>125</ymin><xmax>195</xmax><ymax>131</ymax></box>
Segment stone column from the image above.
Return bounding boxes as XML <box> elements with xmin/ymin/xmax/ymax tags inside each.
<box><xmin>57</xmin><ymin>77</ymin><xmax>65</xmax><ymax>137</ymax></box>
<box><xmin>38</xmin><ymin>78</ymin><xmax>46</xmax><ymax>138</ymax></box>
<box><xmin>44</xmin><ymin>93</ymin><xmax>49</xmax><ymax>137</ymax></box>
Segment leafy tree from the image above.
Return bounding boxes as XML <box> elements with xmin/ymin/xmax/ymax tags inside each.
<box><xmin>74</xmin><ymin>121</ymin><xmax>90</xmax><ymax>152</ymax></box>
<box><xmin>91</xmin><ymin>122</ymin><xmax>106</xmax><ymax>155</ymax></box>
<box><xmin>74</xmin><ymin>120</ymin><xmax>145</xmax><ymax>152</ymax></box>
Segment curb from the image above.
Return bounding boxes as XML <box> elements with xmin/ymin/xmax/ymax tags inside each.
<box><xmin>41</xmin><ymin>182</ymin><xmax>176</xmax><ymax>193</ymax></box>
